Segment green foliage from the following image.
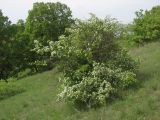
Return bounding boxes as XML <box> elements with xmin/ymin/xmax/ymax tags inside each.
<box><xmin>132</xmin><ymin>6</ymin><xmax>160</xmax><ymax>43</ymax></box>
<box><xmin>25</xmin><ymin>2</ymin><xmax>73</xmax><ymax>44</ymax></box>
<box><xmin>0</xmin><ymin>2</ymin><xmax>74</xmax><ymax>79</ymax></box>
<box><xmin>0</xmin><ymin>80</ymin><xmax>24</xmax><ymax>100</ymax></box>
<box><xmin>0</xmin><ymin>41</ymin><xmax>160</xmax><ymax>120</ymax></box>
<box><xmin>35</xmin><ymin>15</ymin><xmax>138</xmax><ymax>107</ymax></box>
<box><xmin>0</xmin><ymin>10</ymin><xmax>15</xmax><ymax>79</ymax></box>
<box><xmin>0</xmin><ymin>15</ymin><xmax>34</xmax><ymax>79</ymax></box>
<box><xmin>59</xmin><ymin>62</ymin><xmax>136</xmax><ymax>107</ymax></box>
<box><xmin>116</xmin><ymin>23</ymin><xmax>136</xmax><ymax>49</ymax></box>
<box><xmin>25</xmin><ymin>2</ymin><xmax>74</xmax><ymax>72</ymax></box>
<box><xmin>0</xmin><ymin>9</ymin><xmax>34</xmax><ymax>79</ymax></box>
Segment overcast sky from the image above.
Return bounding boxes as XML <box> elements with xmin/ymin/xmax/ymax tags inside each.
<box><xmin>0</xmin><ymin>0</ymin><xmax>159</xmax><ymax>23</ymax></box>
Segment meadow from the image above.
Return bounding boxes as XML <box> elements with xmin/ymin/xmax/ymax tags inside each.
<box><xmin>0</xmin><ymin>42</ymin><xmax>160</xmax><ymax>120</ymax></box>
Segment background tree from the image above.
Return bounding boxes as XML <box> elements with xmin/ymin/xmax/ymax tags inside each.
<box><xmin>10</xmin><ymin>20</ymin><xmax>33</xmax><ymax>75</ymax></box>
<box><xmin>25</xmin><ymin>2</ymin><xmax>74</xmax><ymax>72</ymax></box>
<box><xmin>0</xmin><ymin>2</ymin><xmax>74</xmax><ymax>79</ymax></box>
<box><xmin>25</xmin><ymin>2</ymin><xmax>73</xmax><ymax>44</ymax></box>
<box><xmin>0</xmin><ymin>10</ymin><xmax>13</xmax><ymax>80</ymax></box>
<box><xmin>132</xmin><ymin>6</ymin><xmax>160</xmax><ymax>43</ymax></box>
<box><xmin>0</xmin><ymin>13</ymin><xmax>30</xmax><ymax>80</ymax></box>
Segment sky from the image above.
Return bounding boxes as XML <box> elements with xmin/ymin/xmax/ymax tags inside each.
<box><xmin>0</xmin><ymin>0</ymin><xmax>159</xmax><ymax>23</ymax></box>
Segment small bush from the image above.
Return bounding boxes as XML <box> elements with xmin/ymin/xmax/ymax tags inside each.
<box><xmin>0</xmin><ymin>81</ymin><xmax>24</xmax><ymax>100</ymax></box>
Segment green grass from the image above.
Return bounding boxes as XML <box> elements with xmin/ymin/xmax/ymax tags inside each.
<box><xmin>0</xmin><ymin>42</ymin><xmax>160</xmax><ymax>120</ymax></box>
<box><xmin>0</xmin><ymin>80</ymin><xmax>25</xmax><ymax>100</ymax></box>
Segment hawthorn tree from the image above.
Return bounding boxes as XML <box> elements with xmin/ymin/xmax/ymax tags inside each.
<box><xmin>34</xmin><ymin>15</ymin><xmax>138</xmax><ymax>107</ymax></box>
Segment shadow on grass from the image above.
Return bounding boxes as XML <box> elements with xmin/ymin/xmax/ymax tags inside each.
<box><xmin>0</xmin><ymin>82</ymin><xmax>25</xmax><ymax>101</ymax></box>
<box><xmin>135</xmin><ymin>71</ymin><xmax>152</xmax><ymax>88</ymax></box>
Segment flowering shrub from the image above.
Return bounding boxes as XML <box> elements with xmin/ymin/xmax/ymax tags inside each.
<box><xmin>34</xmin><ymin>15</ymin><xmax>138</xmax><ymax>107</ymax></box>
<box><xmin>58</xmin><ymin>62</ymin><xmax>136</xmax><ymax>107</ymax></box>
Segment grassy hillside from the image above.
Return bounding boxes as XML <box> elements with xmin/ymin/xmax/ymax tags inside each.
<box><xmin>0</xmin><ymin>42</ymin><xmax>160</xmax><ymax>120</ymax></box>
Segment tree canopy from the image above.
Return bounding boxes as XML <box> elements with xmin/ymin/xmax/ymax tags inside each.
<box><xmin>132</xmin><ymin>6</ymin><xmax>160</xmax><ymax>43</ymax></box>
<box><xmin>0</xmin><ymin>2</ymin><xmax>74</xmax><ymax>79</ymax></box>
<box><xmin>0</xmin><ymin>10</ymin><xmax>13</xmax><ymax>79</ymax></box>
<box><xmin>25</xmin><ymin>2</ymin><xmax>74</xmax><ymax>45</ymax></box>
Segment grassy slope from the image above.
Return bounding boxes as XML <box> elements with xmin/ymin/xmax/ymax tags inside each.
<box><xmin>0</xmin><ymin>42</ymin><xmax>160</xmax><ymax>120</ymax></box>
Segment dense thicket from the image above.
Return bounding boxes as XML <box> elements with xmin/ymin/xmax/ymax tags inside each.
<box><xmin>0</xmin><ymin>10</ymin><xmax>16</xmax><ymax>80</ymax></box>
<box><xmin>34</xmin><ymin>15</ymin><xmax>138</xmax><ymax>107</ymax></box>
<box><xmin>0</xmin><ymin>2</ymin><xmax>74</xmax><ymax>80</ymax></box>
